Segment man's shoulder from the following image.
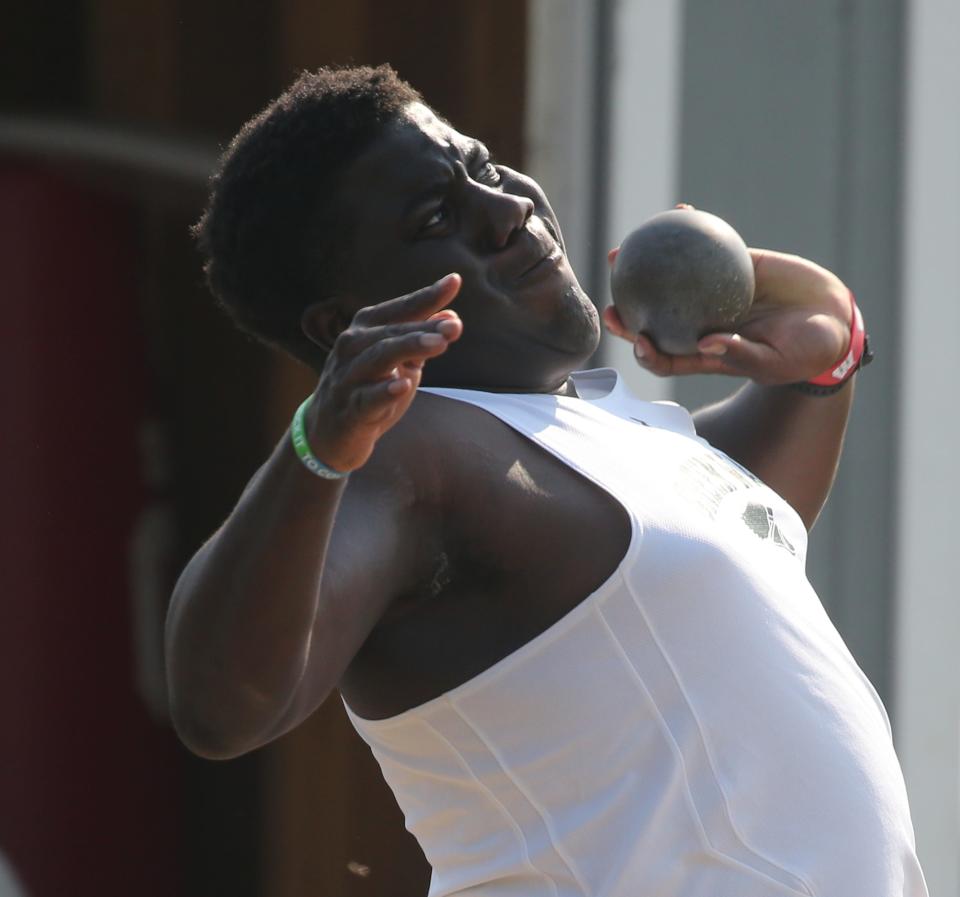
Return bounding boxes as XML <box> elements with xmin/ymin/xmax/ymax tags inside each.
<box><xmin>347</xmin><ymin>389</ymin><xmax>504</xmax><ymax>507</ymax></box>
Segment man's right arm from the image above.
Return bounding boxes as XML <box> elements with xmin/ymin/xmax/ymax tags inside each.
<box><xmin>164</xmin><ymin>275</ymin><xmax>462</xmax><ymax>760</ymax></box>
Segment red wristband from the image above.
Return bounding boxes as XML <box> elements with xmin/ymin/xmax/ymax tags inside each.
<box><xmin>807</xmin><ymin>290</ymin><xmax>866</xmax><ymax>386</ymax></box>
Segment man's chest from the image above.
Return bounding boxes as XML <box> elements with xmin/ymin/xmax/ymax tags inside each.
<box><xmin>340</xmin><ymin>412</ymin><xmax>631</xmax><ymax>719</ymax></box>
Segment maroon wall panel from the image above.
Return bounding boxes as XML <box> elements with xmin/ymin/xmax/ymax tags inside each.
<box><xmin>0</xmin><ymin>164</ymin><xmax>183</xmax><ymax>897</ymax></box>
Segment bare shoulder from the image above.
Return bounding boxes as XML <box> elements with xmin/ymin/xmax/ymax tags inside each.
<box><xmin>328</xmin><ymin>389</ymin><xmax>511</xmax><ymax>619</ymax></box>
<box><xmin>325</xmin><ymin>391</ymin><xmax>495</xmax><ymax>597</ymax></box>
<box><xmin>346</xmin><ymin>388</ymin><xmax>501</xmax><ymax>506</ymax></box>
<box><xmin>310</xmin><ymin>394</ymin><xmax>502</xmax><ymax>656</ymax></box>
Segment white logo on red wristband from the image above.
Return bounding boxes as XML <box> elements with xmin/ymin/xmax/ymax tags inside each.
<box><xmin>808</xmin><ymin>292</ymin><xmax>866</xmax><ymax>387</ymax></box>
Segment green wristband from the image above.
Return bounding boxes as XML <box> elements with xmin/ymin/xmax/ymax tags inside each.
<box><xmin>290</xmin><ymin>397</ymin><xmax>349</xmax><ymax>480</ymax></box>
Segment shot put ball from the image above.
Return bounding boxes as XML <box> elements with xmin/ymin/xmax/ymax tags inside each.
<box><xmin>610</xmin><ymin>209</ymin><xmax>755</xmax><ymax>355</ymax></box>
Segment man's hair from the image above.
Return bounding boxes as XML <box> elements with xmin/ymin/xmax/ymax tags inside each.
<box><xmin>193</xmin><ymin>64</ymin><xmax>422</xmax><ymax>366</ymax></box>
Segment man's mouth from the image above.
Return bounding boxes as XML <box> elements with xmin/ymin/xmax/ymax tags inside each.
<box><xmin>518</xmin><ymin>244</ymin><xmax>563</xmax><ymax>280</ymax></box>
<box><xmin>510</xmin><ymin>217</ymin><xmax>565</xmax><ymax>284</ymax></box>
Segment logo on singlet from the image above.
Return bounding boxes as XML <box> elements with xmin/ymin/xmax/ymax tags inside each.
<box><xmin>741</xmin><ymin>503</ymin><xmax>797</xmax><ymax>556</ymax></box>
<box><xmin>673</xmin><ymin>450</ymin><xmax>800</xmax><ymax>559</ymax></box>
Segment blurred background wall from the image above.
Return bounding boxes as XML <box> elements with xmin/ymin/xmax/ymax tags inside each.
<box><xmin>1</xmin><ymin>1</ymin><xmax>956</xmax><ymax>896</ymax></box>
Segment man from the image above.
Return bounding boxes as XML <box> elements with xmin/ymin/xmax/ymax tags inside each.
<box><xmin>166</xmin><ymin>66</ymin><xmax>927</xmax><ymax>895</ymax></box>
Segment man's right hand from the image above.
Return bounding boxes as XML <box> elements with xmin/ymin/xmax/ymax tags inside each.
<box><xmin>166</xmin><ymin>272</ymin><xmax>462</xmax><ymax>758</ymax></box>
<box><xmin>305</xmin><ymin>273</ymin><xmax>463</xmax><ymax>473</ymax></box>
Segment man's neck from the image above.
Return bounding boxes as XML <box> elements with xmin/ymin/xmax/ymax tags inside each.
<box><xmin>451</xmin><ymin>376</ymin><xmax>580</xmax><ymax>397</ymax></box>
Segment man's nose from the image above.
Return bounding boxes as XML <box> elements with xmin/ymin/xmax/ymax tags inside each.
<box><xmin>465</xmin><ymin>181</ymin><xmax>534</xmax><ymax>251</ymax></box>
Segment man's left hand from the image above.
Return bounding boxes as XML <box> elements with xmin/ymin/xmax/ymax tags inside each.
<box><xmin>603</xmin><ymin>247</ymin><xmax>851</xmax><ymax>386</ymax></box>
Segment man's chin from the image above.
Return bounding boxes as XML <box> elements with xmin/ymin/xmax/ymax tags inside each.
<box><xmin>552</xmin><ymin>283</ymin><xmax>601</xmax><ymax>359</ymax></box>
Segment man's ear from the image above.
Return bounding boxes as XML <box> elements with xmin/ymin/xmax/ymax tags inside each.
<box><xmin>301</xmin><ymin>298</ymin><xmax>352</xmax><ymax>354</ymax></box>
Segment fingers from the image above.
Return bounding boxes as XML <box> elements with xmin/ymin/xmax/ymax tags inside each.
<box><xmin>314</xmin><ymin>369</ymin><xmax>424</xmax><ymax>443</ymax></box>
<box><xmin>601</xmin><ymin>303</ymin><xmax>781</xmax><ymax>379</ymax></box>
<box><xmin>353</xmin><ymin>273</ymin><xmax>461</xmax><ymax>327</ymax></box>
<box><xmin>630</xmin><ymin>332</ymin><xmax>784</xmax><ymax>379</ymax></box>
<box><xmin>308</xmin><ymin>315</ymin><xmax>461</xmax><ymax>468</ymax></box>
<box><xmin>344</xmin><ymin>322</ymin><xmax>462</xmax><ymax>384</ymax></box>
<box><xmin>305</xmin><ymin>275</ymin><xmax>466</xmax><ymax>471</ymax></box>
<box><xmin>321</xmin><ymin>280</ymin><xmax>464</xmax><ymax>415</ymax></box>
<box><xmin>335</xmin><ymin>315</ymin><xmax>461</xmax><ymax>361</ymax></box>
<box><xmin>601</xmin><ymin>305</ymin><xmax>630</xmax><ymax>340</ymax></box>
<box><xmin>344</xmin><ymin>377</ymin><xmax>416</xmax><ymax>419</ymax></box>
<box><xmin>331</xmin><ymin>274</ymin><xmax>465</xmax><ymax>386</ymax></box>
<box><xmin>629</xmin><ymin>334</ymin><xmax>734</xmax><ymax>378</ymax></box>
<box><xmin>428</xmin><ymin>308</ymin><xmax>460</xmax><ymax>323</ymax></box>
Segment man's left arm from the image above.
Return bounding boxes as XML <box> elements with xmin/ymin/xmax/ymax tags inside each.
<box><xmin>603</xmin><ymin>247</ymin><xmax>861</xmax><ymax>531</ymax></box>
<box><xmin>690</xmin><ymin>379</ymin><xmax>853</xmax><ymax>530</ymax></box>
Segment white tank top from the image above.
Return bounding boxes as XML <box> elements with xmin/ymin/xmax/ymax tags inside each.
<box><xmin>344</xmin><ymin>368</ymin><xmax>927</xmax><ymax>897</ymax></box>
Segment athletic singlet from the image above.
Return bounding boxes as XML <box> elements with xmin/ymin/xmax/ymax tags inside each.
<box><xmin>344</xmin><ymin>368</ymin><xmax>928</xmax><ymax>897</ymax></box>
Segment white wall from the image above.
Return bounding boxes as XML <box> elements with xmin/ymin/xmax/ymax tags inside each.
<box><xmin>526</xmin><ymin>0</ymin><xmax>681</xmax><ymax>401</ymax></box>
<box><xmin>896</xmin><ymin>1</ymin><xmax>960</xmax><ymax>894</ymax></box>
<box><xmin>600</xmin><ymin>0</ymin><xmax>682</xmax><ymax>400</ymax></box>
<box><xmin>525</xmin><ymin>0</ymin><xmax>601</xmax><ymax>289</ymax></box>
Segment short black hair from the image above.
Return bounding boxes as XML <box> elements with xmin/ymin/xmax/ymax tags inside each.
<box><xmin>193</xmin><ymin>64</ymin><xmax>422</xmax><ymax>366</ymax></box>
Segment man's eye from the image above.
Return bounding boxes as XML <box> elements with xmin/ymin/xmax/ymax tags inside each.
<box><xmin>476</xmin><ymin>161</ymin><xmax>501</xmax><ymax>186</ymax></box>
<box><xmin>421</xmin><ymin>206</ymin><xmax>448</xmax><ymax>231</ymax></box>
<box><xmin>470</xmin><ymin>159</ymin><xmax>501</xmax><ymax>187</ymax></box>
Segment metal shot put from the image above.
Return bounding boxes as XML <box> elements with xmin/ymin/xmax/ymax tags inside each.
<box><xmin>610</xmin><ymin>207</ymin><xmax>755</xmax><ymax>355</ymax></box>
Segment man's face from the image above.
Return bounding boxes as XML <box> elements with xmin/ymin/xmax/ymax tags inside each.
<box><xmin>332</xmin><ymin>103</ymin><xmax>600</xmax><ymax>392</ymax></box>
